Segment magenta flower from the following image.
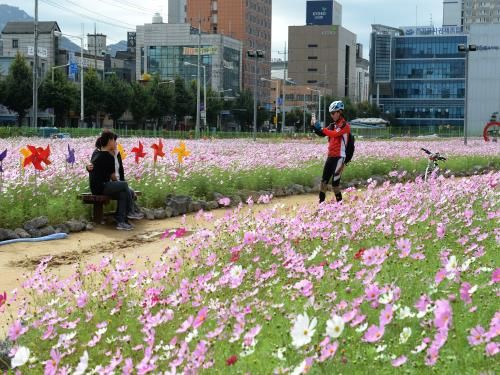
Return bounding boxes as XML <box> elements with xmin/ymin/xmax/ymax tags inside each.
<box><xmin>379</xmin><ymin>305</ymin><xmax>393</xmax><ymax>327</ymax></box>
<box><xmin>492</xmin><ymin>268</ymin><xmax>500</xmax><ymax>283</ymax></box>
<box><xmin>8</xmin><ymin>320</ymin><xmax>28</xmax><ymax>341</ymax></box>
<box><xmin>76</xmin><ymin>292</ymin><xmax>88</xmax><ymax>308</ymax></box>
<box><xmin>192</xmin><ymin>307</ymin><xmax>208</xmax><ymax>329</ymax></box>
<box><xmin>436</xmin><ymin>222</ymin><xmax>446</xmax><ymax>239</ymax></box>
<box><xmin>485</xmin><ymin>342</ymin><xmax>499</xmax><ymax>356</ymax></box>
<box><xmin>459</xmin><ymin>282</ymin><xmax>472</xmax><ymax>305</ymax></box>
<box><xmin>44</xmin><ymin>348</ymin><xmax>61</xmax><ymax>375</ymax></box>
<box><xmin>467</xmin><ymin>325</ymin><xmax>486</xmax><ymax>346</ymax></box>
<box><xmin>396</xmin><ymin>238</ymin><xmax>411</xmax><ymax>258</ymax></box>
<box><xmin>433</xmin><ymin>300</ymin><xmax>452</xmax><ymax>331</ymax></box>
<box><xmin>391</xmin><ymin>355</ymin><xmax>407</xmax><ymax>367</ymax></box>
<box><xmin>319</xmin><ymin>340</ymin><xmax>339</xmax><ymax>362</ymax></box>
<box><xmin>364</xmin><ymin>284</ymin><xmax>381</xmax><ymax>302</ymax></box>
<box><xmin>363</xmin><ymin>325</ymin><xmax>385</xmax><ymax>343</ymax></box>
<box><xmin>415</xmin><ymin>294</ymin><xmax>431</xmax><ymax>312</ymax></box>
<box><xmin>293</xmin><ymin>279</ymin><xmax>314</xmax><ymax>297</ymax></box>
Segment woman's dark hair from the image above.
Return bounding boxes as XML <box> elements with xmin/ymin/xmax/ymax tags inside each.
<box><xmin>95</xmin><ymin>130</ymin><xmax>117</xmax><ymax>149</ymax></box>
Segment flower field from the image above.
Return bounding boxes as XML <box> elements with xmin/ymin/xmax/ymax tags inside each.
<box><xmin>2</xmin><ymin>170</ymin><xmax>499</xmax><ymax>373</ymax></box>
<box><xmin>0</xmin><ymin>137</ymin><xmax>498</xmax><ymax>228</ymax></box>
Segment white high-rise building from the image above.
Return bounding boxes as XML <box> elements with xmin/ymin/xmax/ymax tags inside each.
<box><xmin>168</xmin><ymin>0</ymin><xmax>186</xmax><ymax>24</ymax></box>
<box><xmin>443</xmin><ymin>0</ymin><xmax>500</xmax><ymax>31</ymax></box>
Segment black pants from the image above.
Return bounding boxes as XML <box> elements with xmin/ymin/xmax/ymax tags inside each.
<box><xmin>102</xmin><ymin>181</ymin><xmax>132</xmax><ymax>224</ymax></box>
<box><xmin>319</xmin><ymin>157</ymin><xmax>345</xmax><ymax>203</ymax></box>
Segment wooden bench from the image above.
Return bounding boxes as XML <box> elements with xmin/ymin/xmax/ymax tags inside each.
<box><xmin>79</xmin><ymin>191</ymin><xmax>141</xmax><ymax>224</ymax></box>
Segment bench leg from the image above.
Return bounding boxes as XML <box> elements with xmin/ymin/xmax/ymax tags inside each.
<box><xmin>93</xmin><ymin>203</ymin><xmax>104</xmax><ymax>224</ymax></box>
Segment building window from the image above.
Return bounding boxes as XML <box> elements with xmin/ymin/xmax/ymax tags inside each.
<box><xmin>308</xmin><ymin>68</ymin><xmax>318</xmax><ymax>72</ymax></box>
<box><xmin>307</xmin><ymin>80</ymin><xmax>318</xmax><ymax>83</ymax></box>
<box><xmin>12</xmin><ymin>39</ymin><xmax>19</xmax><ymax>48</ymax></box>
<box><xmin>308</xmin><ymin>44</ymin><xmax>318</xmax><ymax>48</ymax></box>
<box><xmin>307</xmin><ymin>56</ymin><xmax>318</xmax><ymax>60</ymax></box>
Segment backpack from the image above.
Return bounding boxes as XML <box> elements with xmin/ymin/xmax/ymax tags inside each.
<box><xmin>341</xmin><ymin>123</ymin><xmax>355</xmax><ymax>164</ymax></box>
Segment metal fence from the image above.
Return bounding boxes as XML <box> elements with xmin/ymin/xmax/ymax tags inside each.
<box><xmin>0</xmin><ymin>125</ymin><xmax>465</xmax><ymax>139</ymax></box>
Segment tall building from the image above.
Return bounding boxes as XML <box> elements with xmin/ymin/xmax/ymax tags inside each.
<box><xmin>443</xmin><ymin>0</ymin><xmax>500</xmax><ymax>31</ymax></box>
<box><xmin>369</xmin><ymin>24</ymin><xmax>467</xmax><ymax>129</ymax></box>
<box><xmin>168</xmin><ymin>0</ymin><xmax>186</xmax><ymax>24</ymax></box>
<box><xmin>355</xmin><ymin>43</ymin><xmax>369</xmax><ymax>103</ymax></box>
<box><xmin>185</xmin><ymin>0</ymin><xmax>272</xmax><ymax>102</ymax></box>
<box><xmin>87</xmin><ymin>33</ymin><xmax>107</xmax><ymax>57</ymax></box>
<box><xmin>135</xmin><ymin>14</ymin><xmax>242</xmax><ymax>94</ymax></box>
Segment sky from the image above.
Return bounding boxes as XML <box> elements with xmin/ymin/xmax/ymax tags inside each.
<box><xmin>3</xmin><ymin>0</ymin><xmax>444</xmax><ymax>58</ymax></box>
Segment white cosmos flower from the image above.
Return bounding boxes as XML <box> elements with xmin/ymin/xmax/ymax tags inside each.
<box><xmin>445</xmin><ymin>255</ymin><xmax>458</xmax><ymax>274</ymax></box>
<box><xmin>375</xmin><ymin>344</ymin><xmax>387</xmax><ymax>353</ymax></box>
<box><xmin>291</xmin><ymin>360</ymin><xmax>307</xmax><ymax>375</ymax></box>
<box><xmin>355</xmin><ymin>323</ymin><xmax>368</xmax><ymax>333</ymax></box>
<box><xmin>272</xmin><ymin>347</ymin><xmax>287</xmax><ymax>361</ymax></box>
<box><xmin>290</xmin><ymin>312</ymin><xmax>317</xmax><ymax>348</ymax></box>
<box><xmin>185</xmin><ymin>329</ymin><xmax>198</xmax><ymax>343</ymax></box>
<box><xmin>325</xmin><ymin>315</ymin><xmax>345</xmax><ymax>338</ymax></box>
<box><xmin>399</xmin><ymin>327</ymin><xmax>412</xmax><ymax>344</ymax></box>
<box><xmin>73</xmin><ymin>350</ymin><xmax>89</xmax><ymax>375</ymax></box>
<box><xmin>397</xmin><ymin>306</ymin><xmax>415</xmax><ymax>320</ymax></box>
<box><xmin>11</xmin><ymin>346</ymin><xmax>30</xmax><ymax>368</ymax></box>
<box><xmin>230</xmin><ymin>265</ymin><xmax>243</xmax><ymax>279</ymax></box>
<box><xmin>379</xmin><ymin>290</ymin><xmax>394</xmax><ymax>304</ymax></box>
<box><xmin>469</xmin><ymin>284</ymin><xmax>478</xmax><ymax>294</ymax></box>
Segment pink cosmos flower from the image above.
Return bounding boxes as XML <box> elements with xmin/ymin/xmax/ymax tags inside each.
<box><xmin>192</xmin><ymin>307</ymin><xmax>208</xmax><ymax>329</ymax></box>
<box><xmin>459</xmin><ymin>282</ymin><xmax>472</xmax><ymax>305</ymax></box>
<box><xmin>218</xmin><ymin>197</ymin><xmax>231</xmax><ymax>206</ymax></box>
<box><xmin>293</xmin><ymin>279</ymin><xmax>313</xmax><ymax>297</ymax></box>
<box><xmin>485</xmin><ymin>342</ymin><xmax>499</xmax><ymax>356</ymax></box>
<box><xmin>365</xmin><ymin>284</ymin><xmax>381</xmax><ymax>302</ymax></box>
<box><xmin>434</xmin><ymin>300</ymin><xmax>452</xmax><ymax>331</ymax></box>
<box><xmin>319</xmin><ymin>340</ymin><xmax>339</xmax><ymax>362</ymax></box>
<box><xmin>243</xmin><ymin>325</ymin><xmax>261</xmax><ymax>346</ymax></box>
<box><xmin>8</xmin><ymin>320</ymin><xmax>28</xmax><ymax>341</ymax></box>
<box><xmin>243</xmin><ymin>231</ymin><xmax>257</xmax><ymax>245</ymax></box>
<box><xmin>363</xmin><ymin>325</ymin><xmax>385</xmax><ymax>343</ymax></box>
<box><xmin>415</xmin><ymin>294</ymin><xmax>431</xmax><ymax>312</ymax></box>
<box><xmin>436</xmin><ymin>223</ymin><xmax>446</xmax><ymax>239</ymax></box>
<box><xmin>467</xmin><ymin>325</ymin><xmax>486</xmax><ymax>346</ymax></box>
<box><xmin>379</xmin><ymin>305</ymin><xmax>393</xmax><ymax>327</ymax></box>
<box><xmin>76</xmin><ymin>292</ymin><xmax>88</xmax><ymax>308</ymax></box>
<box><xmin>176</xmin><ymin>316</ymin><xmax>194</xmax><ymax>333</ymax></box>
<box><xmin>492</xmin><ymin>268</ymin><xmax>500</xmax><ymax>283</ymax></box>
<box><xmin>391</xmin><ymin>355</ymin><xmax>407</xmax><ymax>367</ymax></box>
<box><xmin>44</xmin><ymin>348</ymin><xmax>61</xmax><ymax>375</ymax></box>
<box><xmin>396</xmin><ymin>238</ymin><xmax>411</xmax><ymax>258</ymax></box>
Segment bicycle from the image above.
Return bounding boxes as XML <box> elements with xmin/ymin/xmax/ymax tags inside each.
<box><xmin>421</xmin><ymin>148</ymin><xmax>447</xmax><ymax>182</ymax></box>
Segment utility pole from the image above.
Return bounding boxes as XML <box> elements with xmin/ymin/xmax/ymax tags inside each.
<box><xmin>195</xmin><ymin>17</ymin><xmax>201</xmax><ymax>139</ymax></box>
<box><xmin>277</xmin><ymin>43</ymin><xmax>287</xmax><ymax>131</ymax></box>
<box><xmin>94</xmin><ymin>23</ymin><xmax>97</xmax><ymax>70</ymax></box>
<box><xmin>32</xmin><ymin>0</ymin><xmax>38</xmax><ymax>128</ymax></box>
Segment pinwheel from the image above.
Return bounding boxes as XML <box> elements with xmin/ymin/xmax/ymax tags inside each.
<box><xmin>117</xmin><ymin>143</ymin><xmax>127</xmax><ymax>161</ymax></box>
<box><xmin>151</xmin><ymin>139</ymin><xmax>165</xmax><ymax>163</ymax></box>
<box><xmin>131</xmin><ymin>141</ymin><xmax>147</xmax><ymax>164</ymax></box>
<box><xmin>171</xmin><ymin>141</ymin><xmax>191</xmax><ymax>164</ymax></box>
<box><xmin>0</xmin><ymin>149</ymin><xmax>6</xmax><ymax>173</ymax></box>
<box><xmin>22</xmin><ymin>145</ymin><xmax>51</xmax><ymax>171</ymax></box>
<box><xmin>66</xmin><ymin>144</ymin><xmax>75</xmax><ymax>165</ymax></box>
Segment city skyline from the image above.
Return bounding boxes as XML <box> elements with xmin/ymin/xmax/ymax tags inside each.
<box><xmin>3</xmin><ymin>0</ymin><xmax>443</xmax><ymax>58</ymax></box>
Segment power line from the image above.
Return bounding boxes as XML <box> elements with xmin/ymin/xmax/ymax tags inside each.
<box><xmin>58</xmin><ymin>0</ymin><xmax>136</xmax><ymax>28</ymax></box>
<box><xmin>101</xmin><ymin>0</ymin><xmax>155</xmax><ymax>14</ymax></box>
<box><xmin>40</xmin><ymin>0</ymin><xmax>135</xmax><ymax>31</ymax></box>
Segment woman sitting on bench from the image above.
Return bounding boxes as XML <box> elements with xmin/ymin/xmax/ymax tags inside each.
<box><xmin>89</xmin><ymin>131</ymin><xmax>136</xmax><ymax>231</ymax></box>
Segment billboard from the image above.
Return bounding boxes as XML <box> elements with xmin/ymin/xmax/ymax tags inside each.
<box><xmin>306</xmin><ymin>1</ymin><xmax>333</xmax><ymax>26</ymax></box>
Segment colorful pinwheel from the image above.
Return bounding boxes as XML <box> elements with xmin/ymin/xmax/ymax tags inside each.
<box><xmin>131</xmin><ymin>141</ymin><xmax>147</xmax><ymax>164</ymax></box>
<box><xmin>117</xmin><ymin>143</ymin><xmax>127</xmax><ymax>161</ymax></box>
<box><xmin>66</xmin><ymin>144</ymin><xmax>75</xmax><ymax>165</ymax></box>
<box><xmin>0</xmin><ymin>149</ymin><xmax>6</xmax><ymax>173</ymax></box>
<box><xmin>22</xmin><ymin>145</ymin><xmax>51</xmax><ymax>171</ymax></box>
<box><xmin>151</xmin><ymin>139</ymin><xmax>165</xmax><ymax>163</ymax></box>
<box><xmin>171</xmin><ymin>141</ymin><xmax>191</xmax><ymax>164</ymax></box>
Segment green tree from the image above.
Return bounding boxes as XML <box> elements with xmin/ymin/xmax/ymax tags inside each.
<box><xmin>103</xmin><ymin>74</ymin><xmax>131</xmax><ymax>127</ymax></box>
<box><xmin>232</xmin><ymin>89</ymin><xmax>253</xmax><ymax>132</ymax></box>
<box><xmin>0</xmin><ymin>77</ymin><xmax>6</xmax><ymax>105</ymax></box>
<box><xmin>84</xmin><ymin>68</ymin><xmax>104</xmax><ymax>126</ymax></box>
<box><xmin>4</xmin><ymin>53</ymin><xmax>32</xmax><ymax>126</ymax></box>
<box><xmin>173</xmin><ymin>76</ymin><xmax>194</xmax><ymax>128</ymax></box>
<box><xmin>129</xmin><ymin>82</ymin><xmax>151</xmax><ymax>130</ymax></box>
<box><xmin>39</xmin><ymin>69</ymin><xmax>78</xmax><ymax>127</ymax></box>
<box><xmin>206</xmin><ymin>88</ymin><xmax>224</xmax><ymax>128</ymax></box>
<box><xmin>147</xmin><ymin>76</ymin><xmax>174</xmax><ymax>131</ymax></box>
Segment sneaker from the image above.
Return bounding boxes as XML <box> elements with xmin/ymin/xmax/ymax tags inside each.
<box><xmin>116</xmin><ymin>222</ymin><xmax>134</xmax><ymax>231</ymax></box>
<box><xmin>127</xmin><ymin>212</ymin><xmax>144</xmax><ymax>220</ymax></box>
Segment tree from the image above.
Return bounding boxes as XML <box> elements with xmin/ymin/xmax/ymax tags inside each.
<box><xmin>206</xmin><ymin>88</ymin><xmax>224</xmax><ymax>128</ymax></box>
<box><xmin>0</xmin><ymin>77</ymin><xmax>6</xmax><ymax>105</ymax></box>
<box><xmin>232</xmin><ymin>89</ymin><xmax>253</xmax><ymax>132</ymax></box>
<box><xmin>103</xmin><ymin>74</ymin><xmax>131</xmax><ymax>128</ymax></box>
<box><xmin>39</xmin><ymin>69</ymin><xmax>78</xmax><ymax>127</ymax></box>
<box><xmin>129</xmin><ymin>82</ymin><xmax>151</xmax><ymax>130</ymax></box>
<box><xmin>147</xmin><ymin>76</ymin><xmax>174</xmax><ymax>130</ymax></box>
<box><xmin>83</xmin><ymin>68</ymin><xmax>104</xmax><ymax>127</ymax></box>
<box><xmin>4</xmin><ymin>53</ymin><xmax>32</xmax><ymax>126</ymax></box>
<box><xmin>173</xmin><ymin>76</ymin><xmax>194</xmax><ymax>128</ymax></box>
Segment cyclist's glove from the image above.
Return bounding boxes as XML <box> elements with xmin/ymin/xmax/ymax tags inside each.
<box><xmin>311</xmin><ymin>121</ymin><xmax>324</xmax><ymax>137</ymax></box>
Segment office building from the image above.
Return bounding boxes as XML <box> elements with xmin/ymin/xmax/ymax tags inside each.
<box><xmin>370</xmin><ymin>24</ymin><xmax>467</xmax><ymax>129</ymax></box>
<box><xmin>168</xmin><ymin>0</ymin><xmax>187</xmax><ymax>24</ymax></box>
<box><xmin>443</xmin><ymin>0</ymin><xmax>500</xmax><ymax>31</ymax></box>
<box><xmin>355</xmin><ymin>43</ymin><xmax>369</xmax><ymax>103</ymax></box>
<box><xmin>185</xmin><ymin>0</ymin><xmax>272</xmax><ymax>102</ymax></box>
<box><xmin>135</xmin><ymin>14</ymin><xmax>242</xmax><ymax>94</ymax></box>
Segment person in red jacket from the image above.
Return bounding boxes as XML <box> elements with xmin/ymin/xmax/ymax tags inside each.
<box><xmin>312</xmin><ymin>100</ymin><xmax>351</xmax><ymax>203</ymax></box>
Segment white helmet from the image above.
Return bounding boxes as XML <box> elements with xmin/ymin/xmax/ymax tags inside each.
<box><xmin>329</xmin><ymin>100</ymin><xmax>344</xmax><ymax>113</ymax></box>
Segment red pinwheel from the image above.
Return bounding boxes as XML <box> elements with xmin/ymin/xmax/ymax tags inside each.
<box><xmin>131</xmin><ymin>141</ymin><xmax>147</xmax><ymax>164</ymax></box>
<box><xmin>0</xmin><ymin>149</ymin><xmax>6</xmax><ymax>173</ymax></box>
<box><xmin>23</xmin><ymin>145</ymin><xmax>51</xmax><ymax>171</ymax></box>
<box><xmin>151</xmin><ymin>139</ymin><xmax>165</xmax><ymax>163</ymax></box>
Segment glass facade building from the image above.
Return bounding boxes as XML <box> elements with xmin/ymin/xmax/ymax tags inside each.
<box><xmin>370</xmin><ymin>25</ymin><xmax>467</xmax><ymax>128</ymax></box>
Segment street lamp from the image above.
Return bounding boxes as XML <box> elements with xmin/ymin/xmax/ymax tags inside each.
<box><xmin>261</xmin><ymin>77</ymin><xmax>278</xmax><ymax>131</ymax></box>
<box><xmin>54</xmin><ymin>30</ymin><xmax>84</xmax><ymax>128</ymax></box>
<box><xmin>458</xmin><ymin>43</ymin><xmax>476</xmax><ymax>145</ymax></box>
<box><xmin>247</xmin><ymin>49</ymin><xmax>265</xmax><ymax>140</ymax></box>
<box><xmin>308</xmin><ymin>88</ymin><xmax>321</xmax><ymax>125</ymax></box>
<box><xmin>185</xmin><ymin>61</ymin><xmax>206</xmax><ymax>134</ymax></box>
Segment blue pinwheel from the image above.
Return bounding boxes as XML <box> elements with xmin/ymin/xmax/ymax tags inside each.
<box><xmin>66</xmin><ymin>144</ymin><xmax>75</xmax><ymax>165</ymax></box>
<box><xmin>0</xmin><ymin>149</ymin><xmax>6</xmax><ymax>173</ymax></box>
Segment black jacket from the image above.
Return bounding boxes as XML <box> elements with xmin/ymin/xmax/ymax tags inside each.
<box><xmin>90</xmin><ymin>148</ymin><xmax>125</xmax><ymax>181</ymax></box>
<box><xmin>89</xmin><ymin>151</ymin><xmax>116</xmax><ymax>194</ymax></box>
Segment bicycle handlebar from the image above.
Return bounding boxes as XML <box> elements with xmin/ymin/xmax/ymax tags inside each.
<box><xmin>421</xmin><ymin>148</ymin><xmax>447</xmax><ymax>161</ymax></box>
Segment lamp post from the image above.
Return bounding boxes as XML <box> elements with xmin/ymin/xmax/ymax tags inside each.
<box><xmin>185</xmin><ymin>61</ymin><xmax>206</xmax><ymax>134</ymax></box>
<box><xmin>261</xmin><ymin>77</ymin><xmax>277</xmax><ymax>131</ymax></box>
<box><xmin>458</xmin><ymin>43</ymin><xmax>476</xmax><ymax>145</ymax></box>
<box><xmin>247</xmin><ymin>49</ymin><xmax>265</xmax><ymax>140</ymax></box>
<box><xmin>308</xmin><ymin>88</ymin><xmax>321</xmax><ymax>124</ymax></box>
<box><xmin>55</xmin><ymin>30</ymin><xmax>84</xmax><ymax>128</ymax></box>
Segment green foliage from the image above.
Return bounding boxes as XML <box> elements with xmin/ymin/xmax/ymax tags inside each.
<box><xmin>83</xmin><ymin>68</ymin><xmax>105</xmax><ymax>123</ymax></box>
<box><xmin>146</xmin><ymin>76</ymin><xmax>174</xmax><ymax>128</ymax></box>
<box><xmin>129</xmin><ymin>82</ymin><xmax>150</xmax><ymax>129</ymax></box>
<box><xmin>3</xmin><ymin>53</ymin><xmax>32</xmax><ymax>126</ymax></box>
<box><xmin>173</xmin><ymin>76</ymin><xmax>195</xmax><ymax>122</ymax></box>
<box><xmin>103</xmin><ymin>74</ymin><xmax>131</xmax><ymax>126</ymax></box>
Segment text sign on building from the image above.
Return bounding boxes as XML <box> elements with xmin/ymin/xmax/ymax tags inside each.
<box><xmin>27</xmin><ymin>46</ymin><xmax>48</xmax><ymax>58</ymax></box>
<box><xmin>183</xmin><ymin>46</ymin><xmax>218</xmax><ymax>55</ymax></box>
<box><xmin>400</xmin><ymin>26</ymin><xmax>464</xmax><ymax>36</ymax></box>
<box><xmin>306</xmin><ymin>1</ymin><xmax>333</xmax><ymax>26</ymax></box>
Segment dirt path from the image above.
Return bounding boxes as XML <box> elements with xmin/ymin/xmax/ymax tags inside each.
<box><xmin>0</xmin><ymin>193</ymin><xmax>320</xmax><ymax>336</ymax></box>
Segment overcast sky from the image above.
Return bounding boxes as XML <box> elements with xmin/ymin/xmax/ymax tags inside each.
<box><xmin>4</xmin><ymin>0</ymin><xmax>443</xmax><ymax>58</ymax></box>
